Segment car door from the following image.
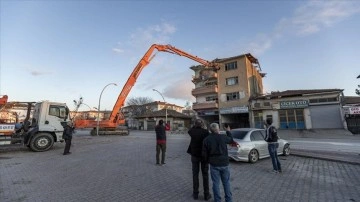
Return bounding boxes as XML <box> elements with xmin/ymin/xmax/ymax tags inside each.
<box><xmin>250</xmin><ymin>130</ymin><xmax>267</xmax><ymax>158</ymax></box>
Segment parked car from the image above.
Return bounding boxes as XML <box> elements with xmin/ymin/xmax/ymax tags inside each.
<box><xmin>221</xmin><ymin>128</ymin><xmax>290</xmax><ymax>163</ymax></box>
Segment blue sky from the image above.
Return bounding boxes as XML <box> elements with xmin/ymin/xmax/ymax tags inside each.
<box><xmin>1</xmin><ymin>0</ymin><xmax>360</xmax><ymax>111</ymax></box>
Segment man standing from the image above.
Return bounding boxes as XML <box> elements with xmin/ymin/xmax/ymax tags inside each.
<box><xmin>187</xmin><ymin>119</ymin><xmax>211</xmax><ymax>200</ymax></box>
<box><xmin>202</xmin><ymin>123</ymin><xmax>233</xmax><ymax>202</ymax></box>
<box><xmin>62</xmin><ymin>121</ymin><xmax>74</xmax><ymax>155</ymax></box>
<box><xmin>264</xmin><ymin>118</ymin><xmax>282</xmax><ymax>173</ymax></box>
<box><xmin>155</xmin><ymin>119</ymin><xmax>166</xmax><ymax>165</ymax></box>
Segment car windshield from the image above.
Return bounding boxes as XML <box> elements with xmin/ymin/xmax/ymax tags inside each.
<box><xmin>230</xmin><ymin>130</ymin><xmax>248</xmax><ymax>139</ymax></box>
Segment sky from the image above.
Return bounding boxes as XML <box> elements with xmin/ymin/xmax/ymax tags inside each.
<box><xmin>1</xmin><ymin>0</ymin><xmax>360</xmax><ymax>111</ymax></box>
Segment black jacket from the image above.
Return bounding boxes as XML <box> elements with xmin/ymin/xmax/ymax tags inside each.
<box><xmin>155</xmin><ymin>124</ymin><xmax>166</xmax><ymax>141</ymax></box>
<box><xmin>187</xmin><ymin>126</ymin><xmax>210</xmax><ymax>157</ymax></box>
<box><xmin>265</xmin><ymin>126</ymin><xmax>278</xmax><ymax>143</ymax></box>
<box><xmin>202</xmin><ymin>131</ymin><xmax>233</xmax><ymax>167</ymax></box>
<box><xmin>62</xmin><ymin>125</ymin><xmax>73</xmax><ymax>140</ymax></box>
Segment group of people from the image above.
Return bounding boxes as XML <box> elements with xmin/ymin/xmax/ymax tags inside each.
<box><xmin>154</xmin><ymin>117</ymin><xmax>282</xmax><ymax>202</ymax></box>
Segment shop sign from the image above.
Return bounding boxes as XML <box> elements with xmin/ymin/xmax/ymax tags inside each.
<box><xmin>280</xmin><ymin>100</ymin><xmax>308</xmax><ymax>109</ymax></box>
<box><xmin>0</xmin><ymin>124</ymin><xmax>15</xmax><ymax>133</ymax></box>
<box><xmin>349</xmin><ymin>107</ymin><xmax>360</xmax><ymax>115</ymax></box>
<box><xmin>220</xmin><ymin>106</ymin><xmax>248</xmax><ymax>114</ymax></box>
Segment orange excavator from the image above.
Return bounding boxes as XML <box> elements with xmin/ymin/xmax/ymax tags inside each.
<box><xmin>74</xmin><ymin>44</ymin><xmax>221</xmax><ymax>135</ymax></box>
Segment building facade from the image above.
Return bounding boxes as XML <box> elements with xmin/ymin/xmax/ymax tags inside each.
<box><xmin>249</xmin><ymin>89</ymin><xmax>345</xmax><ymax>130</ymax></box>
<box><xmin>191</xmin><ymin>53</ymin><xmax>265</xmax><ymax>128</ymax></box>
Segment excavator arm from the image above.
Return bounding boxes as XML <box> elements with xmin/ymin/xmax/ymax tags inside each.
<box><xmin>74</xmin><ymin>44</ymin><xmax>220</xmax><ymax>134</ymax></box>
<box><xmin>109</xmin><ymin>44</ymin><xmax>220</xmax><ymax>123</ymax></box>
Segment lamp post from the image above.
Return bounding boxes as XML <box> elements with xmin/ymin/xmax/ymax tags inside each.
<box><xmin>152</xmin><ymin>89</ymin><xmax>167</xmax><ymax>125</ymax></box>
<box><xmin>97</xmin><ymin>83</ymin><xmax>117</xmax><ymax>136</ymax></box>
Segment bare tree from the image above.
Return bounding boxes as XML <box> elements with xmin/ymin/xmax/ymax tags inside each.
<box><xmin>125</xmin><ymin>96</ymin><xmax>154</xmax><ymax>117</ymax></box>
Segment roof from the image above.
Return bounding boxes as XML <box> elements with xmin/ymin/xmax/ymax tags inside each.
<box><xmin>344</xmin><ymin>96</ymin><xmax>360</xmax><ymax>105</ymax></box>
<box><xmin>214</xmin><ymin>53</ymin><xmax>261</xmax><ymax>70</ymax></box>
<box><xmin>251</xmin><ymin>89</ymin><xmax>344</xmax><ymax>100</ymax></box>
<box><xmin>136</xmin><ymin>109</ymin><xmax>191</xmax><ymax>119</ymax></box>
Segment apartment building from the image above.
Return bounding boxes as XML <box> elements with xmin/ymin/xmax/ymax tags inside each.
<box><xmin>191</xmin><ymin>53</ymin><xmax>265</xmax><ymax>128</ymax></box>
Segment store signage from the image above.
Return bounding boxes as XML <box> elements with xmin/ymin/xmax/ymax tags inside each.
<box><xmin>220</xmin><ymin>106</ymin><xmax>248</xmax><ymax>114</ymax></box>
<box><xmin>0</xmin><ymin>124</ymin><xmax>15</xmax><ymax>132</ymax></box>
<box><xmin>280</xmin><ymin>100</ymin><xmax>308</xmax><ymax>109</ymax></box>
<box><xmin>349</xmin><ymin>107</ymin><xmax>360</xmax><ymax>115</ymax></box>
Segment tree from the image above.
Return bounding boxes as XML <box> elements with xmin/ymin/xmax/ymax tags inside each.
<box><xmin>357</xmin><ymin>75</ymin><xmax>360</xmax><ymax>96</ymax></box>
<box><xmin>125</xmin><ymin>96</ymin><xmax>154</xmax><ymax>117</ymax></box>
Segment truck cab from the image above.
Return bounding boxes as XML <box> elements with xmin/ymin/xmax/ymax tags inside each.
<box><xmin>24</xmin><ymin>101</ymin><xmax>70</xmax><ymax>151</ymax></box>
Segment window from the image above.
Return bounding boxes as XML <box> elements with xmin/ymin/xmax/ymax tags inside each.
<box><xmin>254</xmin><ymin>103</ymin><xmax>260</xmax><ymax>108</ymax></box>
<box><xmin>309</xmin><ymin>97</ymin><xmax>339</xmax><ymax>103</ymax></box>
<box><xmin>49</xmin><ymin>105</ymin><xmax>67</xmax><ymax>118</ymax></box>
<box><xmin>226</xmin><ymin>92</ymin><xmax>240</xmax><ymax>101</ymax></box>
<box><xmin>250</xmin><ymin>131</ymin><xmax>265</xmax><ymax>141</ymax></box>
<box><xmin>279</xmin><ymin>109</ymin><xmax>305</xmax><ymax>129</ymax></box>
<box><xmin>206</xmin><ymin>96</ymin><xmax>218</xmax><ymax>101</ymax></box>
<box><xmin>253</xmin><ymin>111</ymin><xmax>263</xmax><ymax>129</ymax></box>
<box><xmin>230</xmin><ymin>130</ymin><xmax>247</xmax><ymax>139</ymax></box>
<box><xmin>263</xmin><ymin>102</ymin><xmax>271</xmax><ymax>107</ymax></box>
<box><xmin>226</xmin><ymin>77</ymin><xmax>238</xmax><ymax>85</ymax></box>
<box><xmin>205</xmin><ymin>81</ymin><xmax>217</xmax><ymax>86</ymax></box>
<box><xmin>225</xmin><ymin>61</ymin><xmax>237</xmax><ymax>71</ymax></box>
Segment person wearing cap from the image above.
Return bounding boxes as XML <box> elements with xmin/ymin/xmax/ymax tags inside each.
<box><xmin>62</xmin><ymin>121</ymin><xmax>74</xmax><ymax>155</ymax></box>
<box><xmin>187</xmin><ymin>119</ymin><xmax>211</xmax><ymax>200</ymax></box>
<box><xmin>155</xmin><ymin>119</ymin><xmax>166</xmax><ymax>165</ymax></box>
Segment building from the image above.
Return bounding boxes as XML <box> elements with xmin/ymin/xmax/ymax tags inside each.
<box><xmin>122</xmin><ymin>101</ymin><xmax>185</xmax><ymax>130</ymax></box>
<box><xmin>249</xmin><ymin>89</ymin><xmax>345</xmax><ymax>130</ymax></box>
<box><xmin>343</xmin><ymin>96</ymin><xmax>360</xmax><ymax>134</ymax></box>
<box><xmin>191</xmin><ymin>53</ymin><xmax>265</xmax><ymax>128</ymax></box>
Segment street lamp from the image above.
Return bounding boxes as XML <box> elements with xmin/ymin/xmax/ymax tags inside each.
<box><xmin>152</xmin><ymin>89</ymin><xmax>167</xmax><ymax>125</ymax></box>
<box><xmin>97</xmin><ymin>83</ymin><xmax>117</xmax><ymax>136</ymax></box>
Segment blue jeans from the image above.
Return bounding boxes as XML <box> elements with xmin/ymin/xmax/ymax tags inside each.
<box><xmin>210</xmin><ymin>166</ymin><xmax>232</xmax><ymax>202</ymax></box>
<box><xmin>268</xmin><ymin>143</ymin><xmax>281</xmax><ymax>171</ymax></box>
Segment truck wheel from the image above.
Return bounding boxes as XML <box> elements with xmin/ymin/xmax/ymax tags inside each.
<box><xmin>29</xmin><ymin>133</ymin><xmax>54</xmax><ymax>152</ymax></box>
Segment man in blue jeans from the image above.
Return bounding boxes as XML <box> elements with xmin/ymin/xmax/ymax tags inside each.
<box><xmin>264</xmin><ymin>118</ymin><xmax>282</xmax><ymax>173</ymax></box>
<box><xmin>202</xmin><ymin>123</ymin><xmax>234</xmax><ymax>202</ymax></box>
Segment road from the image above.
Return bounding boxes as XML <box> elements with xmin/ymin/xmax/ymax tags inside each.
<box><xmin>1</xmin><ymin>131</ymin><xmax>359</xmax><ymax>202</ymax></box>
<box><xmin>289</xmin><ymin>138</ymin><xmax>360</xmax><ymax>154</ymax></box>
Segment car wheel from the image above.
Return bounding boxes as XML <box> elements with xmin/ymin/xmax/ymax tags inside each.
<box><xmin>282</xmin><ymin>144</ymin><xmax>290</xmax><ymax>156</ymax></box>
<box><xmin>29</xmin><ymin>133</ymin><xmax>54</xmax><ymax>152</ymax></box>
<box><xmin>248</xmin><ymin>149</ymin><xmax>259</xmax><ymax>163</ymax></box>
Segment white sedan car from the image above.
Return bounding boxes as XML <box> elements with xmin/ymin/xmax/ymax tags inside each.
<box><xmin>223</xmin><ymin>128</ymin><xmax>290</xmax><ymax>163</ymax></box>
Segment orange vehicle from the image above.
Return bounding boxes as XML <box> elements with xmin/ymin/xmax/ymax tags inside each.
<box><xmin>0</xmin><ymin>95</ymin><xmax>8</xmax><ymax>106</ymax></box>
<box><xmin>74</xmin><ymin>44</ymin><xmax>221</xmax><ymax>135</ymax></box>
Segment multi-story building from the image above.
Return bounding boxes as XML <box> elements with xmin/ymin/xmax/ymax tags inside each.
<box><xmin>191</xmin><ymin>53</ymin><xmax>265</xmax><ymax>128</ymax></box>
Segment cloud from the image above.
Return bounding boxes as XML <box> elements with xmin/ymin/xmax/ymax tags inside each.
<box><xmin>112</xmin><ymin>48</ymin><xmax>124</xmax><ymax>54</ymax></box>
<box><xmin>28</xmin><ymin>69</ymin><xmax>52</xmax><ymax>76</ymax></box>
<box><xmin>246</xmin><ymin>0</ymin><xmax>360</xmax><ymax>55</ymax></box>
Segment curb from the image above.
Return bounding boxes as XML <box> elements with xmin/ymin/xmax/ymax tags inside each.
<box><xmin>291</xmin><ymin>149</ymin><xmax>360</xmax><ymax>165</ymax></box>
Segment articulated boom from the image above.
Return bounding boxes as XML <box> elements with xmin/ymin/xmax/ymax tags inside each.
<box><xmin>74</xmin><ymin>44</ymin><xmax>220</xmax><ymax>132</ymax></box>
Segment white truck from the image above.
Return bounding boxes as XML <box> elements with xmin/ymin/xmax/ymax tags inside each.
<box><xmin>0</xmin><ymin>101</ymin><xmax>71</xmax><ymax>152</ymax></box>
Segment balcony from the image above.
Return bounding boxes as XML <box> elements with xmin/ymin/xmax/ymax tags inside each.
<box><xmin>192</xmin><ymin>85</ymin><xmax>218</xmax><ymax>96</ymax></box>
<box><xmin>192</xmin><ymin>73</ymin><xmax>218</xmax><ymax>83</ymax></box>
<box><xmin>192</xmin><ymin>102</ymin><xmax>218</xmax><ymax>110</ymax></box>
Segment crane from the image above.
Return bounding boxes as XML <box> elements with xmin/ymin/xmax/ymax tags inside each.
<box><xmin>74</xmin><ymin>44</ymin><xmax>221</xmax><ymax>135</ymax></box>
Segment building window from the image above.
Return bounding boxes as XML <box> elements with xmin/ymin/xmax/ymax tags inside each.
<box><xmin>226</xmin><ymin>92</ymin><xmax>240</xmax><ymax>101</ymax></box>
<box><xmin>263</xmin><ymin>102</ymin><xmax>271</xmax><ymax>107</ymax></box>
<box><xmin>205</xmin><ymin>81</ymin><xmax>217</xmax><ymax>86</ymax></box>
<box><xmin>226</xmin><ymin>77</ymin><xmax>238</xmax><ymax>86</ymax></box>
<box><xmin>225</xmin><ymin>61</ymin><xmax>237</xmax><ymax>71</ymax></box>
<box><xmin>279</xmin><ymin>109</ymin><xmax>305</xmax><ymax>129</ymax></box>
<box><xmin>254</xmin><ymin>103</ymin><xmax>260</xmax><ymax>108</ymax></box>
<box><xmin>309</xmin><ymin>97</ymin><xmax>339</xmax><ymax>103</ymax></box>
<box><xmin>206</xmin><ymin>96</ymin><xmax>218</xmax><ymax>101</ymax></box>
<box><xmin>253</xmin><ymin>111</ymin><xmax>263</xmax><ymax>129</ymax></box>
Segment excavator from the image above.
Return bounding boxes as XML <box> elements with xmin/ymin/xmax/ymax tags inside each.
<box><xmin>74</xmin><ymin>44</ymin><xmax>221</xmax><ymax>135</ymax></box>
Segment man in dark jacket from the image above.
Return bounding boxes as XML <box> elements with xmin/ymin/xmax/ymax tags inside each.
<box><xmin>155</xmin><ymin>119</ymin><xmax>166</xmax><ymax>165</ymax></box>
<box><xmin>62</xmin><ymin>121</ymin><xmax>74</xmax><ymax>155</ymax></box>
<box><xmin>264</xmin><ymin>118</ymin><xmax>281</xmax><ymax>173</ymax></box>
<box><xmin>203</xmin><ymin>123</ymin><xmax>233</xmax><ymax>202</ymax></box>
<box><xmin>187</xmin><ymin>119</ymin><xmax>211</xmax><ymax>200</ymax></box>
